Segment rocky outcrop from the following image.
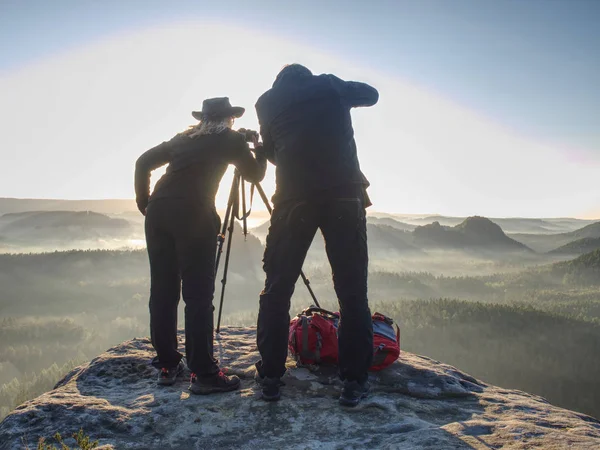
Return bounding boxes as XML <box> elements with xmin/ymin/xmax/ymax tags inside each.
<box><xmin>1</xmin><ymin>328</ymin><xmax>599</xmax><ymax>449</ymax></box>
<box><xmin>414</xmin><ymin>216</ymin><xmax>531</xmax><ymax>252</ymax></box>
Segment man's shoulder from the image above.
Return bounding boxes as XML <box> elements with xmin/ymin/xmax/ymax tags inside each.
<box><xmin>256</xmin><ymin>75</ymin><xmax>331</xmax><ymax>112</ymax></box>
<box><xmin>315</xmin><ymin>73</ymin><xmax>339</xmax><ymax>82</ymax></box>
<box><xmin>255</xmin><ymin>88</ymin><xmax>274</xmax><ymax>112</ymax></box>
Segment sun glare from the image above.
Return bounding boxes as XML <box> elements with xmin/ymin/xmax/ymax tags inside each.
<box><xmin>0</xmin><ymin>21</ymin><xmax>597</xmax><ymax>217</ymax></box>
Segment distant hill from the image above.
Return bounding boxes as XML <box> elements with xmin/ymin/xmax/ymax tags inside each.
<box><xmin>1</xmin><ymin>211</ymin><xmax>130</xmax><ymax>228</ymax></box>
<box><xmin>250</xmin><ymin>220</ymin><xmax>270</xmax><ymax>239</ymax></box>
<box><xmin>217</xmin><ymin>221</ymin><xmax>265</xmax><ymax>277</ymax></box>
<box><xmin>548</xmin><ymin>237</ymin><xmax>600</xmax><ymax>256</ymax></box>
<box><xmin>0</xmin><ymin>211</ymin><xmax>133</xmax><ymax>245</ymax></box>
<box><xmin>259</xmin><ymin>216</ymin><xmax>530</xmax><ymax>256</ymax></box>
<box><xmin>366</xmin><ymin>223</ymin><xmax>421</xmax><ymax>253</ymax></box>
<box><xmin>407</xmin><ymin>215</ymin><xmax>465</xmax><ymax>227</ymax></box>
<box><xmin>511</xmin><ymin>222</ymin><xmax>600</xmax><ymax>253</ymax></box>
<box><xmin>490</xmin><ymin>218</ymin><xmax>571</xmax><ymax>234</ymax></box>
<box><xmin>367</xmin><ymin>216</ymin><xmax>416</xmax><ymax>231</ymax></box>
<box><xmin>413</xmin><ymin>216</ymin><xmax>531</xmax><ymax>252</ymax></box>
<box><xmin>564</xmin><ymin>222</ymin><xmax>600</xmax><ymax>240</ymax></box>
<box><xmin>0</xmin><ymin>198</ymin><xmax>137</xmax><ymax>215</ymax></box>
<box><xmin>397</xmin><ymin>215</ymin><xmax>595</xmax><ymax>234</ymax></box>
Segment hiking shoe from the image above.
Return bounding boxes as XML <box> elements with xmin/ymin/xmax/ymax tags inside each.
<box><xmin>259</xmin><ymin>377</ymin><xmax>284</xmax><ymax>402</ymax></box>
<box><xmin>188</xmin><ymin>371</ymin><xmax>240</xmax><ymax>395</ymax></box>
<box><xmin>339</xmin><ymin>380</ymin><xmax>370</xmax><ymax>407</ymax></box>
<box><xmin>157</xmin><ymin>360</ymin><xmax>186</xmax><ymax>386</ymax></box>
<box><xmin>254</xmin><ymin>370</ymin><xmax>266</xmax><ymax>385</ymax></box>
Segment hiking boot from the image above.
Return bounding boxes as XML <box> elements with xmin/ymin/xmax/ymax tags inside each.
<box><xmin>259</xmin><ymin>376</ymin><xmax>284</xmax><ymax>402</ymax></box>
<box><xmin>254</xmin><ymin>362</ymin><xmax>284</xmax><ymax>401</ymax></box>
<box><xmin>339</xmin><ymin>380</ymin><xmax>370</xmax><ymax>407</ymax></box>
<box><xmin>157</xmin><ymin>359</ymin><xmax>186</xmax><ymax>386</ymax></box>
<box><xmin>188</xmin><ymin>371</ymin><xmax>240</xmax><ymax>395</ymax></box>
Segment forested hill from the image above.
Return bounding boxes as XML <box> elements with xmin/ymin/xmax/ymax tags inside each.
<box><xmin>0</xmin><ymin>211</ymin><xmax>134</xmax><ymax>248</ymax></box>
<box><xmin>549</xmin><ymin>237</ymin><xmax>600</xmax><ymax>256</ymax></box>
<box><xmin>550</xmin><ymin>249</ymin><xmax>600</xmax><ymax>285</ymax></box>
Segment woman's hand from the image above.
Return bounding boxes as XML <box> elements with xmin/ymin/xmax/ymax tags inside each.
<box><xmin>136</xmin><ymin>198</ymin><xmax>148</xmax><ymax>216</ymax></box>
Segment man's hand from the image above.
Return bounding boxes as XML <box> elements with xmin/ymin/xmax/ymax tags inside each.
<box><xmin>251</xmin><ymin>133</ymin><xmax>260</xmax><ymax>148</ymax></box>
<box><xmin>252</xmin><ymin>141</ymin><xmax>267</xmax><ymax>160</ymax></box>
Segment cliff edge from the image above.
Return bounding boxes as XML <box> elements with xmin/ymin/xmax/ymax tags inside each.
<box><xmin>1</xmin><ymin>327</ymin><xmax>599</xmax><ymax>449</ymax></box>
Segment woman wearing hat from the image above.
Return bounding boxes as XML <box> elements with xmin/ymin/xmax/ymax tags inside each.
<box><xmin>134</xmin><ymin>97</ymin><xmax>266</xmax><ymax>394</ymax></box>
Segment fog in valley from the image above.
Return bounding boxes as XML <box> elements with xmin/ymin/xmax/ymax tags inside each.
<box><xmin>1</xmin><ymin>198</ymin><xmax>600</xmax><ymax>421</ymax></box>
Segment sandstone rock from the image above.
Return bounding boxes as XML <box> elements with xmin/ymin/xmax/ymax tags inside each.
<box><xmin>1</xmin><ymin>327</ymin><xmax>599</xmax><ymax>449</ymax></box>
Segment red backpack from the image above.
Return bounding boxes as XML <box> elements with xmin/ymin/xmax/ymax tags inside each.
<box><xmin>371</xmin><ymin>312</ymin><xmax>401</xmax><ymax>371</ymax></box>
<box><xmin>288</xmin><ymin>307</ymin><xmax>400</xmax><ymax>371</ymax></box>
<box><xmin>288</xmin><ymin>307</ymin><xmax>340</xmax><ymax>365</ymax></box>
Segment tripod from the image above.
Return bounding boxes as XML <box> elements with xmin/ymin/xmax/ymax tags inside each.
<box><xmin>214</xmin><ymin>170</ymin><xmax>320</xmax><ymax>333</ymax></box>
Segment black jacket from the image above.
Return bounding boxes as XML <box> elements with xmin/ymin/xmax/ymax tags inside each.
<box><xmin>134</xmin><ymin>129</ymin><xmax>266</xmax><ymax>213</ymax></box>
<box><xmin>255</xmin><ymin>72</ymin><xmax>378</xmax><ymax>206</ymax></box>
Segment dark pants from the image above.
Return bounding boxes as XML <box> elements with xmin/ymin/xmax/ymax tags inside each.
<box><xmin>145</xmin><ymin>198</ymin><xmax>220</xmax><ymax>376</ymax></box>
<box><xmin>257</xmin><ymin>196</ymin><xmax>373</xmax><ymax>382</ymax></box>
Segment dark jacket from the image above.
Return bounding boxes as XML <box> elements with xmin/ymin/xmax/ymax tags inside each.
<box><xmin>134</xmin><ymin>129</ymin><xmax>266</xmax><ymax>213</ymax></box>
<box><xmin>255</xmin><ymin>72</ymin><xmax>378</xmax><ymax>206</ymax></box>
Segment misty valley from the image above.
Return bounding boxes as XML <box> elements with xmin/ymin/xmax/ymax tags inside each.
<box><xmin>1</xmin><ymin>199</ymin><xmax>599</xmax><ymax>423</ymax></box>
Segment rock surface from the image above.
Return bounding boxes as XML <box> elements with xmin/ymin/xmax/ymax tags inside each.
<box><xmin>1</xmin><ymin>327</ymin><xmax>599</xmax><ymax>449</ymax></box>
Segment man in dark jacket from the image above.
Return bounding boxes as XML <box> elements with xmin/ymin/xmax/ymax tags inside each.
<box><xmin>254</xmin><ymin>64</ymin><xmax>379</xmax><ymax>406</ymax></box>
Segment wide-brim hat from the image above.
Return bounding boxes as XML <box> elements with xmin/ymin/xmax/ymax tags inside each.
<box><xmin>192</xmin><ymin>97</ymin><xmax>245</xmax><ymax>121</ymax></box>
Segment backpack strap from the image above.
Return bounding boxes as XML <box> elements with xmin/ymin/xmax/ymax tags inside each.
<box><xmin>373</xmin><ymin>312</ymin><xmax>394</xmax><ymax>326</ymax></box>
<box><xmin>301</xmin><ymin>317</ymin><xmax>310</xmax><ymax>358</ymax></box>
<box><xmin>301</xmin><ymin>306</ymin><xmax>338</xmax><ymax>320</ymax></box>
<box><xmin>299</xmin><ymin>316</ymin><xmax>321</xmax><ymax>363</ymax></box>
<box><xmin>372</xmin><ymin>343</ymin><xmax>388</xmax><ymax>366</ymax></box>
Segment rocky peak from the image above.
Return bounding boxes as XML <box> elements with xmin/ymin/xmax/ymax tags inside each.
<box><xmin>456</xmin><ymin>216</ymin><xmax>504</xmax><ymax>236</ymax></box>
<box><xmin>1</xmin><ymin>328</ymin><xmax>599</xmax><ymax>449</ymax></box>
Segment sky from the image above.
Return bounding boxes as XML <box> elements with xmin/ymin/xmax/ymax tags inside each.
<box><xmin>1</xmin><ymin>0</ymin><xmax>599</xmax><ymax>218</ymax></box>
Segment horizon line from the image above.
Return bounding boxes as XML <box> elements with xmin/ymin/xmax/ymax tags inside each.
<box><xmin>0</xmin><ymin>197</ymin><xmax>598</xmax><ymax>221</ymax></box>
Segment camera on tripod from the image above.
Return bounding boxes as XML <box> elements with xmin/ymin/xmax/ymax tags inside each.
<box><xmin>237</xmin><ymin>128</ymin><xmax>259</xmax><ymax>143</ymax></box>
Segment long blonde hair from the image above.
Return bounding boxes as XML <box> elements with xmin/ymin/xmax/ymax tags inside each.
<box><xmin>181</xmin><ymin>117</ymin><xmax>234</xmax><ymax>138</ymax></box>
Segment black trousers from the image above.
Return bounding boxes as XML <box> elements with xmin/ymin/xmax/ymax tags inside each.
<box><xmin>145</xmin><ymin>198</ymin><xmax>220</xmax><ymax>376</ymax></box>
<box><xmin>257</xmin><ymin>196</ymin><xmax>373</xmax><ymax>382</ymax></box>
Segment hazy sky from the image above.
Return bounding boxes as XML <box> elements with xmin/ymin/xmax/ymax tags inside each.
<box><xmin>1</xmin><ymin>0</ymin><xmax>599</xmax><ymax>218</ymax></box>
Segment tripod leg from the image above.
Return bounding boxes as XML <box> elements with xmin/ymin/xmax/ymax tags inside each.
<box><xmin>299</xmin><ymin>272</ymin><xmax>320</xmax><ymax>308</ymax></box>
<box><xmin>254</xmin><ymin>182</ymin><xmax>321</xmax><ymax>308</ymax></box>
<box><xmin>241</xmin><ymin>179</ymin><xmax>248</xmax><ymax>239</ymax></box>
<box><xmin>215</xmin><ymin>172</ymin><xmax>240</xmax><ymax>276</ymax></box>
<box><xmin>255</xmin><ymin>182</ymin><xmax>273</xmax><ymax>214</ymax></box>
<box><xmin>216</xmin><ymin>189</ymin><xmax>238</xmax><ymax>334</ymax></box>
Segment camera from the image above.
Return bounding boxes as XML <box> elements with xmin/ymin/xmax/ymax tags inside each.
<box><xmin>237</xmin><ymin>128</ymin><xmax>259</xmax><ymax>143</ymax></box>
